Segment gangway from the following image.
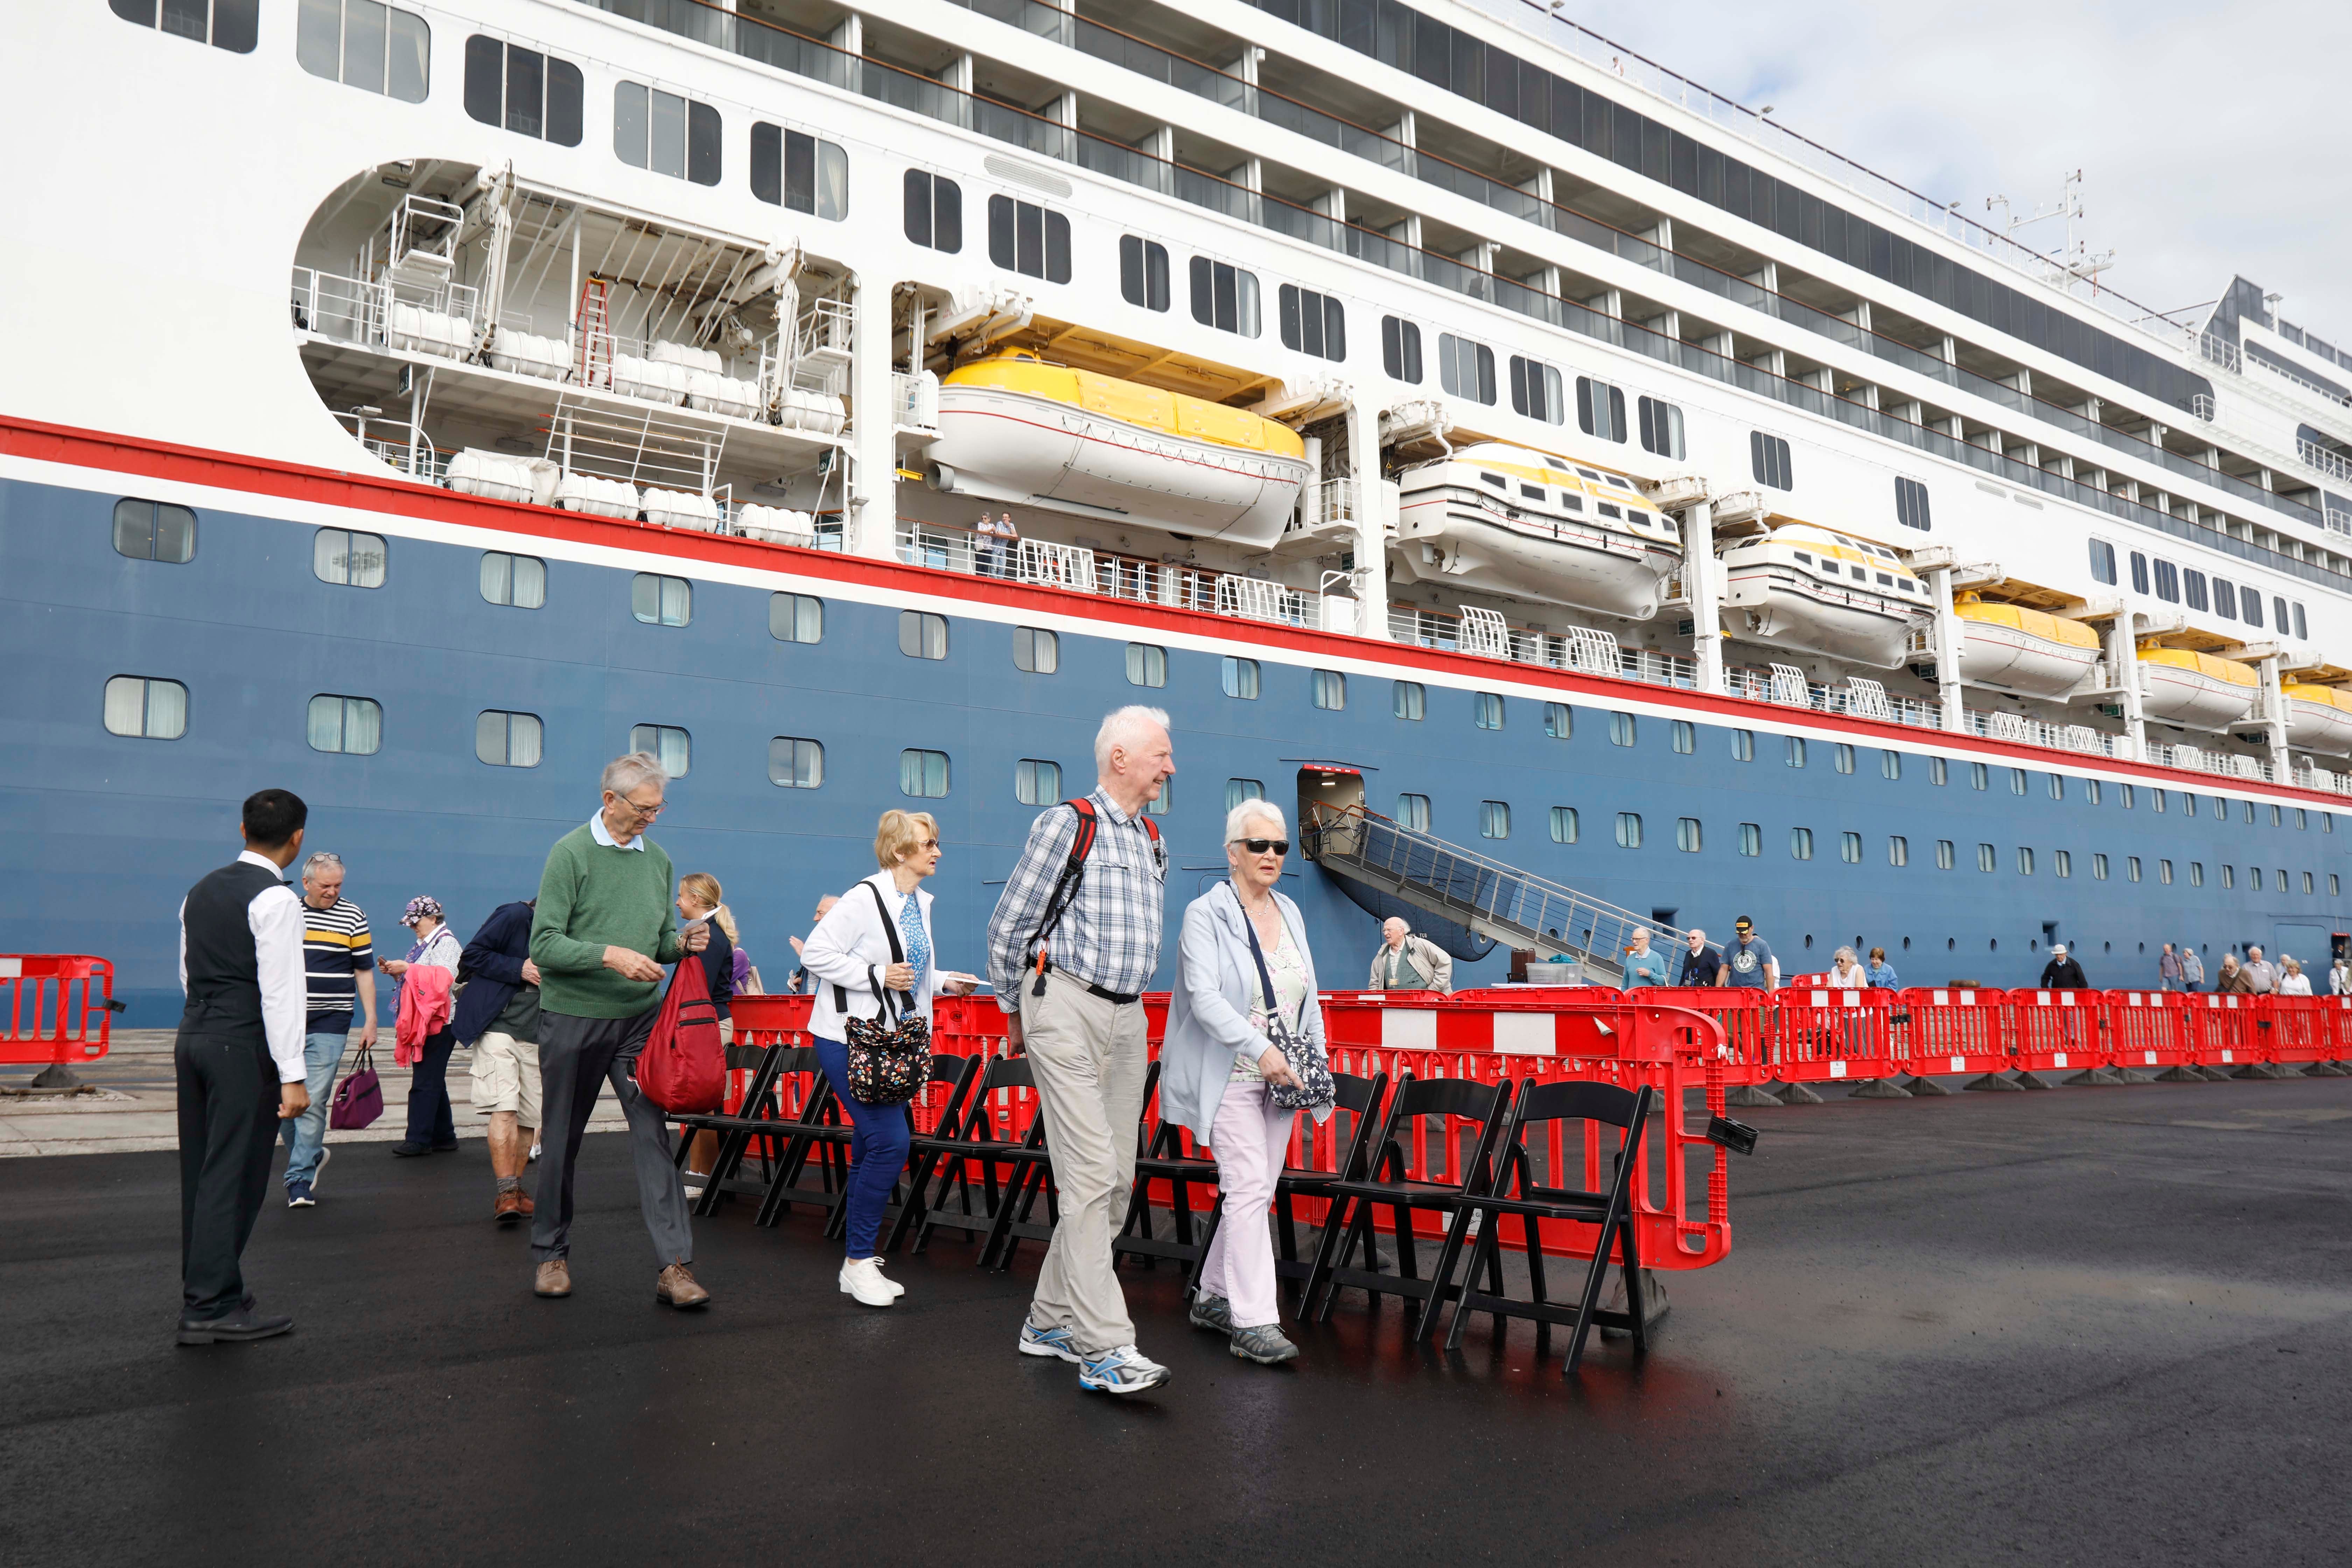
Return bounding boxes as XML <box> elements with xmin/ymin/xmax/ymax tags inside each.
<box><xmin>1301</xmin><ymin>803</ymin><xmax>1714</xmax><ymax>985</ymax></box>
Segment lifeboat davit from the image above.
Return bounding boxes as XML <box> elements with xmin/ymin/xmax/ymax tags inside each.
<box><xmin>2136</xmin><ymin>645</ymin><xmax>2258</xmax><ymax>729</ymax></box>
<box><xmin>1951</xmin><ymin>594</ymin><xmax>2101</xmax><ymax>698</ymax></box>
<box><xmin>924</xmin><ymin>352</ymin><xmax>1309</xmax><ymax>547</ymax></box>
<box><xmin>1392</xmin><ymin>443</ymin><xmax>1680</xmax><ymax>617</ymax></box>
<box><xmin>2281</xmin><ymin>682</ymin><xmax>2352</xmax><ymax>755</ymax></box>
<box><xmin>1718</xmin><ymin>523</ymin><xmax>1930</xmax><ymax>668</ymax></box>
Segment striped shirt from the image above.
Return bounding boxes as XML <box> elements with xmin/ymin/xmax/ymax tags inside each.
<box><xmin>986</xmin><ymin>789</ymin><xmax>1167</xmax><ymax>1004</ymax></box>
<box><xmin>301</xmin><ymin>896</ymin><xmax>374</xmax><ymax>1027</ymax></box>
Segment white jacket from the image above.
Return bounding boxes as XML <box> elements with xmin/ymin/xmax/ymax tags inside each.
<box><xmin>802</xmin><ymin>873</ymin><xmax>943</xmax><ymax>1041</ymax></box>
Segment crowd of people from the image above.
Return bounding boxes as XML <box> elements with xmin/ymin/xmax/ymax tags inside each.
<box><xmin>163</xmin><ymin>705</ymin><xmax>2352</xmax><ymax>1379</ymax></box>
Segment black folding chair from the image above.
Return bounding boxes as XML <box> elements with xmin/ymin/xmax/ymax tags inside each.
<box><xmin>896</xmin><ymin>1055</ymin><xmax>1055</xmax><ymax>1263</ymax></box>
<box><xmin>1304</xmin><ymin>1075</ymin><xmax>1514</xmax><ymax>1342</ymax></box>
<box><xmin>1175</xmin><ymin>1071</ymin><xmax>1390</xmax><ymax>1301</ymax></box>
<box><xmin>819</xmin><ymin>1052</ymin><xmax>982</xmax><ymax>1243</ymax></box>
<box><xmin>1114</xmin><ymin>1060</ymin><xmax>1221</xmax><ymax>1278</ymax></box>
<box><xmin>1442</xmin><ymin>1080</ymin><xmax>1657</xmax><ymax>1374</ymax></box>
<box><xmin>666</xmin><ymin>1043</ymin><xmax>827</xmax><ymax>1219</ymax></box>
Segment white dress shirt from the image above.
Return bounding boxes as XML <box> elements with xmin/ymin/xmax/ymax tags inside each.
<box><xmin>588</xmin><ymin>812</ymin><xmax>647</xmax><ymax>851</ymax></box>
<box><xmin>179</xmin><ymin>849</ymin><xmax>308</xmax><ymax>1084</ymax></box>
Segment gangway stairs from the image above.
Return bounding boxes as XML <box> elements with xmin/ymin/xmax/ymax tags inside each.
<box><xmin>1301</xmin><ymin>803</ymin><xmax>1714</xmax><ymax>985</ymax></box>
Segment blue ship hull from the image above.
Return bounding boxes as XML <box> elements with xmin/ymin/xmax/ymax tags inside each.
<box><xmin>7</xmin><ymin>442</ymin><xmax>2348</xmax><ymax>1023</ymax></box>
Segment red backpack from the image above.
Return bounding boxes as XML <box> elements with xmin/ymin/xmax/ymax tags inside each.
<box><xmin>636</xmin><ymin>952</ymin><xmax>726</xmax><ymax>1114</ymax></box>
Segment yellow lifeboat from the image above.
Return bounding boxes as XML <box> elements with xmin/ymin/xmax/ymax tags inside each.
<box><xmin>1392</xmin><ymin>442</ymin><xmax>1682</xmax><ymax>617</ymax></box>
<box><xmin>925</xmin><ymin>351</ymin><xmax>1310</xmax><ymax>547</ymax></box>
<box><xmin>1950</xmin><ymin>594</ymin><xmax>2102</xmax><ymax>698</ymax></box>
<box><xmin>2281</xmin><ymin>682</ymin><xmax>2352</xmax><ymax>756</ymax></box>
<box><xmin>1718</xmin><ymin>522</ymin><xmax>1931</xmax><ymax>668</ymax></box>
<box><xmin>2135</xmin><ymin>644</ymin><xmax>2258</xmax><ymax>729</ymax></box>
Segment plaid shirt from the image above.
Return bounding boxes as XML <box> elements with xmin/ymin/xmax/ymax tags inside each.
<box><xmin>986</xmin><ymin>788</ymin><xmax>1167</xmax><ymax>1007</ymax></box>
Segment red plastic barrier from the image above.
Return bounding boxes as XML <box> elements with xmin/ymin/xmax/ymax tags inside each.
<box><xmin>2007</xmin><ymin>989</ymin><xmax>2103</xmax><ymax>1074</ymax></box>
<box><xmin>2183</xmin><ymin>991</ymin><xmax>2258</xmax><ymax>1070</ymax></box>
<box><xmin>0</xmin><ymin>956</ymin><xmax>113</xmax><ymax>1067</ymax></box>
<box><xmin>2107</xmin><ymin>990</ymin><xmax>2195</xmax><ymax>1073</ymax></box>
<box><xmin>1887</xmin><ymin>987</ymin><xmax>2008</xmax><ymax>1077</ymax></box>
<box><xmin>1772</xmin><ymin>987</ymin><xmax>1898</xmax><ymax>1085</ymax></box>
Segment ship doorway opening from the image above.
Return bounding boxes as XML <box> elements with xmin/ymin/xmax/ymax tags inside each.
<box><xmin>1296</xmin><ymin>765</ymin><xmax>1365</xmax><ymax>855</ymax></box>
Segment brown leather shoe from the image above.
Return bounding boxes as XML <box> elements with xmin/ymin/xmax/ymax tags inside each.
<box><xmin>514</xmin><ymin>1190</ymin><xmax>535</xmax><ymax>1218</ymax></box>
<box><xmin>494</xmin><ymin>1190</ymin><xmax>523</xmax><ymax>1226</ymax></box>
<box><xmin>533</xmin><ymin>1259</ymin><xmax>572</xmax><ymax>1298</ymax></box>
<box><xmin>656</xmin><ymin>1262</ymin><xmax>710</xmax><ymax>1309</ymax></box>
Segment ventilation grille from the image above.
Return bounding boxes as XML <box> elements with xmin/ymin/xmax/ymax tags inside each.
<box><xmin>983</xmin><ymin>154</ymin><xmax>1073</xmax><ymax>199</ymax></box>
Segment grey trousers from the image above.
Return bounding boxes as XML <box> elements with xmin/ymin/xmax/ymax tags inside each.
<box><xmin>1021</xmin><ymin>969</ymin><xmax>1150</xmax><ymax>1356</ymax></box>
<box><xmin>531</xmin><ymin>1007</ymin><xmax>693</xmax><ymax>1269</ymax></box>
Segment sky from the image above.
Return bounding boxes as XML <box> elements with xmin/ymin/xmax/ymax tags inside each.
<box><xmin>1469</xmin><ymin>0</ymin><xmax>2352</xmax><ymax>343</ymax></box>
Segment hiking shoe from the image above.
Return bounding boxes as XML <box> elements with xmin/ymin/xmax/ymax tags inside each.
<box><xmin>1188</xmin><ymin>1292</ymin><xmax>1232</xmax><ymax>1334</ymax></box>
<box><xmin>1229</xmin><ymin>1324</ymin><xmax>1300</xmax><ymax>1365</ymax></box>
<box><xmin>286</xmin><ymin>1181</ymin><xmax>315</xmax><ymax>1209</ymax></box>
<box><xmin>1079</xmin><ymin>1344</ymin><xmax>1171</xmax><ymax>1395</ymax></box>
<box><xmin>1017</xmin><ymin>1318</ymin><xmax>1082</xmax><ymax>1363</ymax></box>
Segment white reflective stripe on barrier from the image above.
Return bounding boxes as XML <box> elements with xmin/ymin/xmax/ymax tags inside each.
<box><xmin>1382</xmin><ymin>1009</ymin><xmax>1437</xmax><ymax>1050</ymax></box>
<box><xmin>1492</xmin><ymin>1013</ymin><xmax>1555</xmax><ymax>1056</ymax></box>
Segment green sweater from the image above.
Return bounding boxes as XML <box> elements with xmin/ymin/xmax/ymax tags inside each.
<box><xmin>530</xmin><ymin>823</ymin><xmax>684</xmax><ymax>1018</ymax></box>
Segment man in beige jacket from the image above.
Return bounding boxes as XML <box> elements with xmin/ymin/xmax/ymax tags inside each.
<box><xmin>1368</xmin><ymin>918</ymin><xmax>1453</xmax><ymax>992</ymax></box>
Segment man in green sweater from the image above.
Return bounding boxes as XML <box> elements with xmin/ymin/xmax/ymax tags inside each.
<box><xmin>528</xmin><ymin>751</ymin><xmax>712</xmax><ymax>1308</ymax></box>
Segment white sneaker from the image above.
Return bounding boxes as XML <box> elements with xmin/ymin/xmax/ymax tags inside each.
<box><xmin>869</xmin><ymin>1256</ymin><xmax>906</xmax><ymax>1298</ymax></box>
<box><xmin>311</xmin><ymin>1145</ymin><xmax>333</xmax><ymax>1195</ymax></box>
<box><xmin>839</xmin><ymin>1256</ymin><xmax>895</xmax><ymax>1308</ymax></box>
<box><xmin>528</xmin><ymin>1142</ymin><xmax>541</xmax><ymax>1162</ymax></box>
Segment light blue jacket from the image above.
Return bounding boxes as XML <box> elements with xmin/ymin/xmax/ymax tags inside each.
<box><xmin>1158</xmin><ymin>881</ymin><xmax>1327</xmax><ymax>1146</ymax></box>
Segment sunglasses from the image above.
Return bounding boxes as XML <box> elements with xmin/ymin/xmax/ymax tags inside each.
<box><xmin>1234</xmin><ymin>838</ymin><xmax>1290</xmax><ymax>855</ymax></box>
<box><xmin>921</xmin><ymin>838</ymin><xmax>940</xmax><ymax>850</ymax></box>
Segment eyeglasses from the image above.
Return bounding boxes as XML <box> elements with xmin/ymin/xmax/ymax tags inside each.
<box><xmin>921</xmin><ymin>838</ymin><xmax>940</xmax><ymax>850</ymax></box>
<box><xmin>1234</xmin><ymin>838</ymin><xmax>1290</xmax><ymax>855</ymax></box>
<box><xmin>620</xmin><ymin>794</ymin><xmax>664</xmax><ymax>818</ymax></box>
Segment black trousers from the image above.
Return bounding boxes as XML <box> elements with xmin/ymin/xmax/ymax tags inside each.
<box><xmin>401</xmin><ymin>1027</ymin><xmax>458</xmax><ymax>1149</ymax></box>
<box><xmin>176</xmin><ymin>1030</ymin><xmax>282</xmax><ymax>1321</ymax></box>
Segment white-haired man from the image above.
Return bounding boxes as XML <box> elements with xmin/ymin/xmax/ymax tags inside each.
<box><xmin>1369</xmin><ymin>917</ymin><xmax>1452</xmax><ymax>993</ymax></box>
<box><xmin>986</xmin><ymin>705</ymin><xmax>1174</xmax><ymax>1394</ymax></box>
<box><xmin>527</xmin><ymin>752</ymin><xmax>711</xmax><ymax>1309</ymax></box>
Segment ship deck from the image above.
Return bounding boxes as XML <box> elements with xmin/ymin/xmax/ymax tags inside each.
<box><xmin>3</xmin><ymin>1078</ymin><xmax>2347</xmax><ymax>1566</ymax></box>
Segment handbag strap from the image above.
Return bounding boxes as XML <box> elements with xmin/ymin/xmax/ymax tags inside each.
<box><xmin>1236</xmin><ymin>887</ymin><xmax>1307</xmax><ymax>1035</ymax></box>
<box><xmin>831</xmin><ymin>881</ymin><xmax>909</xmax><ymax>1023</ymax></box>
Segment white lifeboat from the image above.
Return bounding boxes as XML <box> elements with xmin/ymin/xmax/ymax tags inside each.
<box><xmin>1951</xmin><ymin>594</ymin><xmax>2102</xmax><ymax>698</ymax></box>
<box><xmin>2281</xmin><ymin>682</ymin><xmax>2352</xmax><ymax>755</ymax></box>
<box><xmin>924</xmin><ymin>352</ymin><xmax>1309</xmax><ymax>547</ymax></box>
<box><xmin>2135</xmin><ymin>645</ymin><xmax>2259</xmax><ymax>729</ymax></box>
<box><xmin>1391</xmin><ymin>443</ymin><xmax>1680</xmax><ymax>617</ymax></box>
<box><xmin>1718</xmin><ymin>523</ymin><xmax>1930</xmax><ymax>669</ymax></box>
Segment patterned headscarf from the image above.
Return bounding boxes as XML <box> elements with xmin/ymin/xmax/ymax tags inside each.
<box><xmin>401</xmin><ymin>896</ymin><xmax>444</xmax><ymax>927</ymax></box>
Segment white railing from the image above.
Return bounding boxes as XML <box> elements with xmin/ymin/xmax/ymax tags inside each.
<box><xmin>1018</xmin><ymin>537</ymin><xmax>1097</xmax><ymax>591</ymax></box>
<box><xmin>1311</xmin><ymin>477</ymin><xmax>1357</xmax><ymax>528</ymax></box>
<box><xmin>2297</xmin><ymin>438</ymin><xmax>2352</xmax><ymax>485</ymax></box>
<box><xmin>892</xmin><ymin>370</ymin><xmax>939</xmax><ymax>433</ymax></box>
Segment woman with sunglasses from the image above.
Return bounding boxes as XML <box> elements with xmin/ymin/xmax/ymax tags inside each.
<box><xmin>1159</xmin><ymin>800</ymin><xmax>1331</xmax><ymax>1367</ymax></box>
<box><xmin>802</xmin><ymin>810</ymin><xmax>976</xmax><ymax>1307</ymax></box>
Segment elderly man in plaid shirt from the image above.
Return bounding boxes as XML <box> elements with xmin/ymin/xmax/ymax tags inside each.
<box><xmin>986</xmin><ymin>705</ymin><xmax>1175</xmax><ymax>1395</ymax></box>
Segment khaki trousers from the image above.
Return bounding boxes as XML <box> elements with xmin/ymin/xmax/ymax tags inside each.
<box><xmin>1021</xmin><ymin>969</ymin><xmax>1149</xmax><ymax>1356</ymax></box>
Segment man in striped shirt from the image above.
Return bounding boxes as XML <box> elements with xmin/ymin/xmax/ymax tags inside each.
<box><xmin>278</xmin><ymin>852</ymin><xmax>376</xmax><ymax>1207</ymax></box>
<box><xmin>985</xmin><ymin>706</ymin><xmax>1174</xmax><ymax>1396</ymax></box>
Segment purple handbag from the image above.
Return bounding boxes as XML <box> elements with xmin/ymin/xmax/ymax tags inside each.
<box><xmin>328</xmin><ymin>1045</ymin><xmax>384</xmax><ymax>1130</ymax></box>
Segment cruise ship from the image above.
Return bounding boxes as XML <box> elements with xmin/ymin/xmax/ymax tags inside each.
<box><xmin>11</xmin><ymin>0</ymin><xmax>2352</xmax><ymax>1020</ymax></box>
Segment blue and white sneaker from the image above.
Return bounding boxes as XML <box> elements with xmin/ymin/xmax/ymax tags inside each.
<box><xmin>1078</xmin><ymin>1344</ymin><xmax>1171</xmax><ymax>1395</ymax></box>
<box><xmin>286</xmin><ymin>1181</ymin><xmax>315</xmax><ymax>1209</ymax></box>
<box><xmin>1017</xmin><ymin>1318</ymin><xmax>1081</xmax><ymax>1363</ymax></box>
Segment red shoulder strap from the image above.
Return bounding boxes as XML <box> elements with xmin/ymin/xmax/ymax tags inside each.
<box><xmin>1063</xmin><ymin>798</ymin><xmax>1099</xmax><ymax>862</ymax></box>
<box><xmin>1139</xmin><ymin>814</ymin><xmax>1160</xmax><ymax>843</ymax></box>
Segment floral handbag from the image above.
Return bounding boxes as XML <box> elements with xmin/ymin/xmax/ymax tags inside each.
<box><xmin>1241</xmin><ymin>900</ymin><xmax>1336</xmax><ymax>1113</ymax></box>
<box><xmin>837</xmin><ymin>882</ymin><xmax>931</xmax><ymax>1106</ymax></box>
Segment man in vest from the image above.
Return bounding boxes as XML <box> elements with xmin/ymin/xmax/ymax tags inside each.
<box><xmin>174</xmin><ymin>789</ymin><xmax>312</xmax><ymax>1344</ymax></box>
<box><xmin>1369</xmin><ymin>918</ymin><xmax>1454</xmax><ymax>992</ymax></box>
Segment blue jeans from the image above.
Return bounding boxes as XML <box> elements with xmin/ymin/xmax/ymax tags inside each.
<box><xmin>278</xmin><ymin>1028</ymin><xmax>349</xmax><ymax>1188</ymax></box>
<box><xmin>813</xmin><ymin>1037</ymin><xmax>912</xmax><ymax>1259</ymax></box>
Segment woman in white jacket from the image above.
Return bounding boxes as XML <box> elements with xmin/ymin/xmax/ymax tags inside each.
<box><xmin>800</xmin><ymin>810</ymin><xmax>973</xmax><ymax>1307</ymax></box>
<box><xmin>1158</xmin><ymin>800</ymin><xmax>1327</xmax><ymax>1367</ymax></box>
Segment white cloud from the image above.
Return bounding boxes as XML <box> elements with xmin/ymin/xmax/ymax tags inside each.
<box><xmin>1472</xmin><ymin>0</ymin><xmax>2352</xmax><ymax>342</ymax></box>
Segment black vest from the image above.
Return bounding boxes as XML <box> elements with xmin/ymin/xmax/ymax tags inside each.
<box><xmin>179</xmin><ymin>859</ymin><xmax>286</xmax><ymax>1037</ymax></box>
